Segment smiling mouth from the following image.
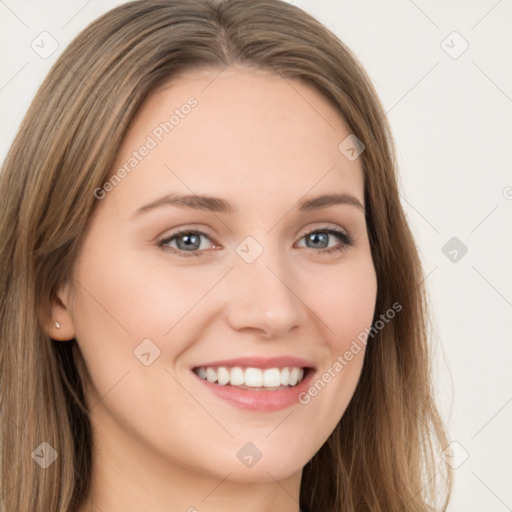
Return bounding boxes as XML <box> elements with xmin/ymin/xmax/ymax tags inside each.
<box><xmin>192</xmin><ymin>366</ymin><xmax>310</xmax><ymax>391</ymax></box>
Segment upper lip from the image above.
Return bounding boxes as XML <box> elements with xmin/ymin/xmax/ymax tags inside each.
<box><xmin>192</xmin><ymin>356</ymin><xmax>315</xmax><ymax>370</ymax></box>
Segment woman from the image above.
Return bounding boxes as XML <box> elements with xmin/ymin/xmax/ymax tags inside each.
<box><xmin>0</xmin><ymin>1</ymin><xmax>452</xmax><ymax>510</ymax></box>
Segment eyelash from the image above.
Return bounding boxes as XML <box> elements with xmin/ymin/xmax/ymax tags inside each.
<box><xmin>157</xmin><ymin>226</ymin><xmax>354</xmax><ymax>258</ymax></box>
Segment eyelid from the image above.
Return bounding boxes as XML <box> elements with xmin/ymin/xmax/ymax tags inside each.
<box><xmin>297</xmin><ymin>222</ymin><xmax>349</xmax><ymax>239</ymax></box>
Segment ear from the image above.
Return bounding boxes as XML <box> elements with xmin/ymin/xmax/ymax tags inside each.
<box><xmin>42</xmin><ymin>282</ymin><xmax>76</xmax><ymax>342</ymax></box>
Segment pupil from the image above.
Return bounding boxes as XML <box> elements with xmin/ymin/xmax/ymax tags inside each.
<box><xmin>179</xmin><ymin>234</ymin><xmax>199</xmax><ymax>250</ymax></box>
<box><xmin>309</xmin><ymin>233</ymin><xmax>327</xmax><ymax>248</ymax></box>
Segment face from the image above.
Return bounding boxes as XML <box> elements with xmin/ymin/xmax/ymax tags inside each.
<box><xmin>52</xmin><ymin>66</ymin><xmax>377</xmax><ymax>485</ymax></box>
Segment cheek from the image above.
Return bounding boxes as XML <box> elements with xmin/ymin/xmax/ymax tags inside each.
<box><xmin>68</xmin><ymin>247</ymin><xmax>230</xmax><ymax>412</ymax></box>
<box><xmin>71</xmin><ymin>246</ymin><xmax>209</xmax><ymax>344</ymax></box>
<box><xmin>293</xmin><ymin>257</ymin><xmax>376</xmax><ymax>426</ymax></box>
<box><xmin>309</xmin><ymin>256</ymin><xmax>378</xmax><ymax>351</ymax></box>
<box><xmin>68</xmin><ymin>252</ymin><xmax>208</xmax><ymax>443</ymax></box>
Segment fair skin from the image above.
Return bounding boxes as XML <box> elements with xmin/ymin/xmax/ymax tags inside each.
<box><xmin>48</xmin><ymin>66</ymin><xmax>377</xmax><ymax>512</ymax></box>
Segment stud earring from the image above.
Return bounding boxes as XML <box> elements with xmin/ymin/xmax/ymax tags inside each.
<box><xmin>55</xmin><ymin>321</ymin><xmax>61</xmax><ymax>329</ymax></box>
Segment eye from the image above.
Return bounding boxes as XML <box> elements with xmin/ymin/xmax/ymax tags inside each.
<box><xmin>158</xmin><ymin>229</ymin><xmax>217</xmax><ymax>258</ymax></box>
<box><xmin>157</xmin><ymin>225</ymin><xmax>354</xmax><ymax>258</ymax></box>
<box><xmin>295</xmin><ymin>226</ymin><xmax>354</xmax><ymax>255</ymax></box>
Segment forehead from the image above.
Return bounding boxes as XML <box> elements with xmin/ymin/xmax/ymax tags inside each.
<box><xmin>103</xmin><ymin>66</ymin><xmax>364</xmax><ymax>216</ymax></box>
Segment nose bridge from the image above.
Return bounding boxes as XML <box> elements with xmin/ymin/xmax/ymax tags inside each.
<box><xmin>224</xmin><ymin>234</ymin><xmax>304</xmax><ymax>337</ymax></box>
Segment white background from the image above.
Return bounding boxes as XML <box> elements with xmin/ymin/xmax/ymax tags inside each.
<box><xmin>1</xmin><ymin>1</ymin><xmax>511</xmax><ymax>510</ymax></box>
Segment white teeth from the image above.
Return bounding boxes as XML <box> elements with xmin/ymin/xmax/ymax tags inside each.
<box><xmin>194</xmin><ymin>365</ymin><xmax>307</xmax><ymax>388</ymax></box>
<box><xmin>206</xmin><ymin>367</ymin><xmax>217</xmax><ymax>383</ymax></box>
<box><xmin>244</xmin><ymin>368</ymin><xmax>263</xmax><ymax>387</ymax></box>
<box><xmin>217</xmin><ymin>366</ymin><xmax>230</xmax><ymax>386</ymax></box>
<box><xmin>230</xmin><ymin>367</ymin><xmax>245</xmax><ymax>386</ymax></box>
<box><xmin>289</xmin><ymin>367</ymin><xmax>300</xmax><ymax>386</ymax></box>
<box><xmin>263</xmin><ymin>368</ymin><xmax>281</xmax><ymax>387</ymax></box>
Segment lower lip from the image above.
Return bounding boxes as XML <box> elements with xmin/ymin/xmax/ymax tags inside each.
<box><xmin>193</xmin><ymin>370</ymin><xmax>315</xmax><ymax>412</ymax></box>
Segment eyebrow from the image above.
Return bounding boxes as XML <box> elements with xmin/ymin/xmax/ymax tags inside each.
<box><xmin>131</xmin><ymin>192</ymin><xmax>365</xmax><ymax>218</ymax></box>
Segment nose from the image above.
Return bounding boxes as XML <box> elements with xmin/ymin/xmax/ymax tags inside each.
<box><xmin>223</xmin><ymin>247</ymin><xmax>306</xmax><ymax>339</ymax></box>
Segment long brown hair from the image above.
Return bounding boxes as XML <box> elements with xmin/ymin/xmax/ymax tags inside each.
<box><xmin>0</xmin><ymin>1</ymin><xmax>452</xmax><ymax>510</ymax></box>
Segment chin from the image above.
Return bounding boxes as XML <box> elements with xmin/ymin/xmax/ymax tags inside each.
<box><xmin>206</xmin><ymin>438</ymin><xmax>315</xmax><ymax>483</ymax></box>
